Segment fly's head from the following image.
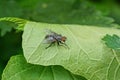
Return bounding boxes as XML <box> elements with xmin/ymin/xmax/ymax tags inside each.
<box><xmin>61</xmin><ymin>36</ymin><xmax>67</xmax><ymax>43</ymax></box>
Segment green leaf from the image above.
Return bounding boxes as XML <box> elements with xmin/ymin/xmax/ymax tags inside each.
<box><xmin>102</xmin><ymin>34</ymin><xmax>120</xmax><ymax>50</ymax></box>
<box><xmin>22</xmin><ymin>21</ymin><xmax>120</xmax><ymax>80</ymax></box>
<box><xmin>2</xmin><ymin>55</ymin><xmax>86</xmax><ymax>80</ymax></box>
<box><xmin>0</xmin><ymin>22</ymin><xmax>13</xmax><ymax>36</ymax></box>
<box><xmin>0</xmin><ymin>17</ymin><xmax>27</xmax><ymax>36</ymax></box>
<box><xmin>0</xmin><ymin>17</ymin><xmax>27</xmax><ymax>31</ymax></box>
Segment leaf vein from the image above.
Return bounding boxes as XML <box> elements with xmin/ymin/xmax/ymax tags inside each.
<box><xmin>8</xmin><ymin>66</ymin><xmax>36</xmax><ymax>80</ymax></box>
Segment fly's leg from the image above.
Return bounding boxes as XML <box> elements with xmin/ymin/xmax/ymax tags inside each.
<box><xmin>59</xmin><ymin>41</ymin><xmax>69</xmax><ymax>49</ymax></box>
<box><xmin>46</xmin><ymin>42</ymin><xmax>54</xmax><ymax>49</ymax></box>
<box><xmin>57</xmin><ymin>41</ymin><xmax>60</xmax><ymax>45</ymax></box>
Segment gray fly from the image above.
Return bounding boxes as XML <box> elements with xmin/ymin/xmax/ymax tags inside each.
<box><xmin>43</xmin><ymin>29</ymin><xmax>69</xmax><ymax>49</ymax></box>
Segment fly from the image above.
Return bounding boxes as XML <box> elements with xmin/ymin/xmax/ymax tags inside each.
<box><xmin>43</xmin><ymin>29</ymin><xmax>69</xmax><ymax>49</ymax></box>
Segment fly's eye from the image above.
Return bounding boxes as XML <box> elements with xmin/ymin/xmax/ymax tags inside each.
<box><xmin>61</xmin><ymin>36</ymin><xmax>66</xmax><ymax>42</ymax></box>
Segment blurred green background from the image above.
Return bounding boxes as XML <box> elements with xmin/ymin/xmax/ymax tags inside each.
<box><xmin>0</xmin><ymin>0</ymin><xmax>120</xmax><ymax>79</ymax></box>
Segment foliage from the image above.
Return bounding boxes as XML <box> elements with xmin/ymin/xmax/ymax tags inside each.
<box><xmin>0</xmin><ymin>0</ymin><xmax>23</xmax><ymax>36</ymax></box>
<box><xmin>0</xmin><ymin>0</ymin><xmax>120</xmax><ymax>80</ymax></box>
<box><xmin>2</xmin><ymin>55</ymin><xmax>86</xmax><ymax>80</ymax></box>
<box><xmin>0</xmin><ymin>0</ymin><xmax>118</xmax><ymax>36</ymax></box>
<box><xmin>88</xmin><ymin>0</ymin><xmax>120</xmax><ymax>25</ymax></box>
<box><xmin>102</xmin><ymin>34</ymin><xmax>120</xmax><ymax>50</ymax></box>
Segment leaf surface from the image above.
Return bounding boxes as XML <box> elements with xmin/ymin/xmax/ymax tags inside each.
<box><xmin>22</xmin><ymin>21</ymin><xmax>120</xmax><ymax>80</ymax></box>
<box><xmin>2</xmin><ymin>55</ymin><xmax>86</xmax><ymax>80</ymax></box>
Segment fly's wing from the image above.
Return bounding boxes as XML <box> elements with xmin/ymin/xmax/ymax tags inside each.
<box><xmin>46</xmin><ymin>29</ymin><xmax>62</xmax><ymax>37</ymax></box>
<box><xmin>45</xmin><ymin>29</ymin><xmax>58</xmax><ymax>36</ymax></box>
<box><xmin>42</xmin><ymin>35</ymin><xmax>56</xmax><ymax>44</ymax></box>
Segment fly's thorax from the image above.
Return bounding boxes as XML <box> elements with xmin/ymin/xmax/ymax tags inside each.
<box><xmin>54</xmin><ymin>34</ymin><xmax>62</xmax><ymax>41</ymax></box>
<box><xmin>55</xmin><ymin>35</ymin><xmax>67</xmax><ymax>43</ymax></box>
